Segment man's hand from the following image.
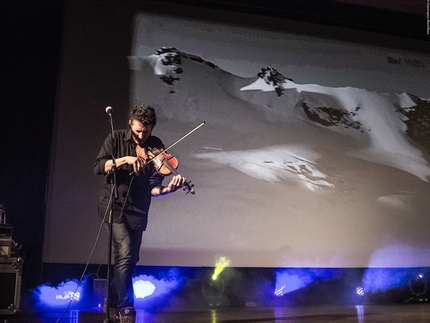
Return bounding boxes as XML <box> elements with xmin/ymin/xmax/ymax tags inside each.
<box><xmin>105</xmin><ymin>156</ymin><xmax>145</xmax><ymax>174</ymax></box>
<box><xmin>123</xmin><ymin>156</ymin><xmax>143</xmax><ymax>173</ymax></box>
<box><xmin>165</xmin><ymin>174</ymin><xmax>186</xmax><ymax>193</ymax></box>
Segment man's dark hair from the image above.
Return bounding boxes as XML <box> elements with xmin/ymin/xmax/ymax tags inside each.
<box><xmin>130</xmin><ymin>103</ymin><xmax>157</xmax><ymax>127</ymax></box>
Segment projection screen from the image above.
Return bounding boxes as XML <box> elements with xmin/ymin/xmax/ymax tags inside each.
<box><xmin>44</xmin><ymin>2</ymin><xmax>430</xmax><ymax>268</ymax></box>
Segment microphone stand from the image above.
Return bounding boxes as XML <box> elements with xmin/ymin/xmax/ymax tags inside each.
<box><xmin>104</xmin><ymin>110</ymin><xmax>117</xmax><ymax>323</ymax></box>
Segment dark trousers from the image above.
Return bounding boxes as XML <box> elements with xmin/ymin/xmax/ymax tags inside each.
<box><xmin>108</xmin><ymin>222</ymin><xmax>144</xmax><ymax>310</ymax></box>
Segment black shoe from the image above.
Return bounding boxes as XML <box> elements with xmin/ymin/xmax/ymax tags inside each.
<box><xmin>119</xmin><ymin>307</ymin><xmax>136</xmax><ymax>323</ymax></box>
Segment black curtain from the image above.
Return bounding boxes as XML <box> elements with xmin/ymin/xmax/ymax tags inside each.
<box><xmin>0</xmin><ymin>0</ymin><xmax>63</xmax><ymax>289</ymax></box>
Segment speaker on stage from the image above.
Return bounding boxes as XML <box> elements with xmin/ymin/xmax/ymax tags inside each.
<box><xmin>0</xmin><ymin>257</ymin><xmax>23</xmax><ymax>315</ymax></box>
<box><xmin>0</xmin><ymin>212</ymin><xmax>13</xmax><ymax>258</ymax></box>
<box><xmin>0</xmin><ymin>216</ymin><xmax>23</xmax><ymax>316</ymax></box>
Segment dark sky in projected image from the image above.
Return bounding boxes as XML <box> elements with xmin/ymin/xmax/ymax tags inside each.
<box><xmin>129</xmin><ymin>13</ymin><xmax>430</xmax><ymax>268</ymax></box>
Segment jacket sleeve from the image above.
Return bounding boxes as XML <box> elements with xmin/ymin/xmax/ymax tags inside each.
<box><xmin>94</xmin><ymin>134</ymin><xmax>114</xmax><ymax>175</ymax></box>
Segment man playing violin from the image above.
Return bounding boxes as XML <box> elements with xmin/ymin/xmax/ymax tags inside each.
<box><xmin>94</xmin><ymin>103</ymin><xmax>186</xmax><ymax>323</ymax></box>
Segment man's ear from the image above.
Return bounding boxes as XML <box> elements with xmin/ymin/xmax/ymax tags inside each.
<box><xmin>128</xmin><ymin>120</ymin><xmax>132</xmax><ymax>126</ymax></box>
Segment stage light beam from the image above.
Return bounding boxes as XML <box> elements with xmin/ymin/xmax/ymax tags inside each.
<box><xmin>212</xmin><ymin>256</ymin><xmax>231</xmax><ymax>280</ymax></box>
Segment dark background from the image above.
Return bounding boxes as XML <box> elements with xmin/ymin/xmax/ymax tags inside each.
<box><xmin>1</xmin><ymin>0</ymin><xmax>428</xmax><ymax>291</ymax></box>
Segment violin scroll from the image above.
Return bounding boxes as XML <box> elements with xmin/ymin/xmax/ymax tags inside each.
<box><xmin>183</xmin><ymin>180</ymin><xmax>195</xmax><ymax>195</ymax></box>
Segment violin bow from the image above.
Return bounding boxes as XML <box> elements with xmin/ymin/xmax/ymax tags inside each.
<box><xmin>146</xmin><ymin>121</ymin><xmax>206</xmax><ymax>164</ymax></box>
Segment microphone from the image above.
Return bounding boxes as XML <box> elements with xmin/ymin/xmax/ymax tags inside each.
<box><xmin>105</xmin><ymin>106</ymin><xmax>113</xmax><ymax>116</ymax></box>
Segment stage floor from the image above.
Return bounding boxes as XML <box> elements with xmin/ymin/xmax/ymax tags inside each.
<box><xmin>2</xmin><ymin>304</ymin><xmax>430</xmax><ymax>323</ymax></box>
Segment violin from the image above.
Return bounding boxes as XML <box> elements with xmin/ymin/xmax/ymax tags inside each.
<box><xmin>135</xmin><ymin>145</ymin><xmax>195</xmax><ymax>195</ymax></box>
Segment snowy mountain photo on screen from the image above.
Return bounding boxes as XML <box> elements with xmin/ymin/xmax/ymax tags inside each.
<box><xmin>131</xmin><ymin>47</ymin><xmax>430</xmax><ymax>189</ymax></box>
<box><xmin>129</xmin><ymin>14</ymin><xmax>430</xmax><ymax>268</ymax></box>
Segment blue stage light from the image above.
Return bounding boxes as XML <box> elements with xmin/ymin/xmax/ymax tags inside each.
<box><xmin>133</xmin><ymin>279</ymin><xmax>156</xmax><ymax>299</ymax></box>
<box><xmin>356</xmin><ymin>286</ymin><xmax>365</xmax><ymax>297</ymax></box>
<box><xmin>35</xmin><ymin>279</ymin><xmax>84</xmax><ymax>309</ymax></box>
